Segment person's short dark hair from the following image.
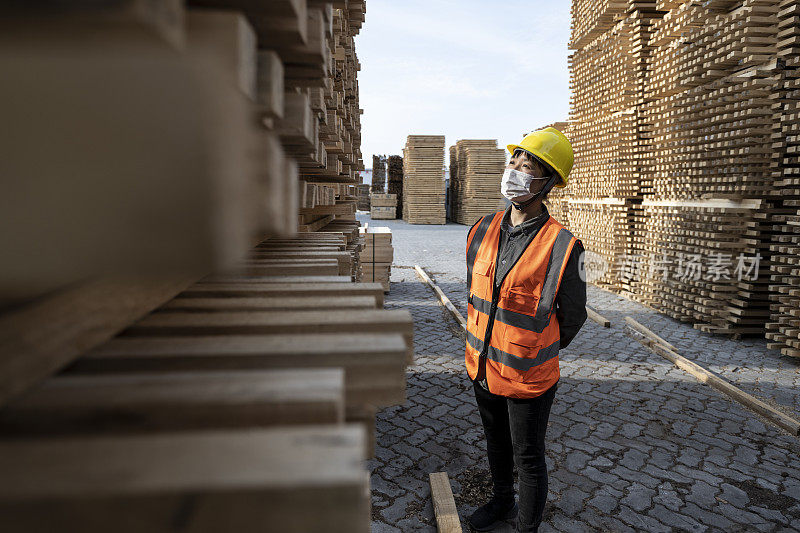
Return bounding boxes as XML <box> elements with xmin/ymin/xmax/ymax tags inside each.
<box><xmin>512</xmin><ymin>148</ymin><xmax>555</xmax><ymax>178</ymax></box>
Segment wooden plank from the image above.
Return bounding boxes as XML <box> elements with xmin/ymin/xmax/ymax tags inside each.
<box><xmin>0</xmin><ymin>277</ymin><xmax>194</xmax><ymax>407</ymax></box>
<box><xmin>123</xmin><ymin>309</ymin><xmax>415</xmax><ymax>364</ymax></box>
<box><xmin>429</xmin><ymin>472</ymin><xmax>462</xmax><ymax>533</ymax></box>
<box><xmin>181</xmin><ymin>281</ymin><xmax>385</xmax><ymax>307</ymax></box>
<box><xmin>586</xmin><ymin>306</ymin><xmax>611</xmax><ymax>327</ymax></box>
<box><xmin>626</xmin><ymin>317</ymin><xmax>800</xmax><ymax>436</ymax></box>
<box><xmin>414</xmin><ymin>266</ymin><xmax>467</xmax><ymax>330</ymax></box>
<box><xmin>199</xmin><ymin>275</ymin><xmax>352</xmax><ymax>283</ymax></box>
<box><xmin>70</xmin><ymin>333</ymin><xmax>408</xmax><ymax>407</ymax></box>
<box><xmin>624</xmin><ymin>317</ymin><xmax>678</xmax><ymax>352</ymax></box>
<box><xmin>0</xmin><ymin>425</ymin><xmax>370</xmax><ymax>533</ymax></box>
<box><xmin>0</xmin><ymin>369</ymin><xmax>344</xmax><ymax>436</ymax></box>
<box><xmin>160</xmin><ymin>295</ymin><xmax>377</xmax><ymax>312</ymax></box>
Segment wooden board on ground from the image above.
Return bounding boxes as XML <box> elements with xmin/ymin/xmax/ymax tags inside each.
<box><xmin>429</xmin><ymin>472</ymin><xmax>462</xmax><ymax>533</ymax></box>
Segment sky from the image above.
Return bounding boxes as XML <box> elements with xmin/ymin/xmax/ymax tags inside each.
<box><xmin>355</xmin><ymin>0</ymin><xmax>571</xmax><ymax>170</ymax></box>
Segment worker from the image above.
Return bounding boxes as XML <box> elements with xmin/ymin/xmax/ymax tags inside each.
<box><xmin>465</xmin><ymin>127</ymin><xmax>587</xmax><ymax>532</ymax></box>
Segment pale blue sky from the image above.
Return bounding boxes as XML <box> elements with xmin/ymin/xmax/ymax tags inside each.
<box><xmin>355</xmin><ymin>0</ymin><xmax>571</xmax><ymax>169</ymax></box>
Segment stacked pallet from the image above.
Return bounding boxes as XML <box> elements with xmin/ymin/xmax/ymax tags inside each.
<box><xmin>449</xmin><ymin>140</ymin><xmax>506</xmax><ymax>225</ymax></box>
<box><xmin>387</xmin><ymin>155</ymin><xmax>404</xmax><ymax>219</ymax></box>
<box><xmin>0</xmin><ymin>1</ymin><xmax>418</xmax><ymax>530</ymax></box>
<box><xmin>402</xmin><ymin>135</ymin><xmax>446</xmax><ymax>224</ymax></box>
<box><xmin>371</xmin><ymin>155</ymin><xmax>387</xmax><ymax>193</ymax></box>
<box><xmin>370</xmin><ymin>193</ymin><xmax>398</xmax><ymax>219</ymax></box>
<box><xmin>359</xmin><ymin>227</ymin><xmax>393</xmax><ymax>292</ymax></box>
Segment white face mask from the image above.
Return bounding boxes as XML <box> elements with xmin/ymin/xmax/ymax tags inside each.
<box><xmin>500</xmin><ymin>168</ymin><xmax>548</xmax><ymax>202</ymax></box>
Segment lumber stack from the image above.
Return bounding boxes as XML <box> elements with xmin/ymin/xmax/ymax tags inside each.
<box><xmin>356</xmin><ymin>183</ymin><xmax>371</xmax><ymax>210</ymax></box>
<box><xmin>387</xmin><ymin>155</ymin><xmax>404</xmax><ymax>219</ymax></box>
<box><xmin>449</xmin><ymin>139</ymin><xmax>506</xmax><ymax>225</ymax></box>
<box><xmin>765</xmin><ymin>1</ymin><xmax>800</xmax><ymax>357</ymax></box>
<box><xmin>0</xmin><ymin>233</ymin><xmax>412</xmax><ymax>532</ymax></box>
<box><xmin>630</xmin><ymin>0</ymin><xmax>782</xmax><ymax>337</ymax></box>
<box><xmin>359</xmin><ymin>227</ymin><xmax>393</xmax><ymax>292</ymax></box>
<box><xmin>549</xmin><ymin>4</ymin><xmax>659</xmax><ymax>293</ymax></box>
<box><xmin>370</xmin><ymin>193</ymin><xmax>398</xmax><ymax>219</ymax></box>
<box><xmin>556</xmin><ymin>0</ymin><xmax>794</xmax><ymax>340</ymax></box>
<box><xmin>0</xmin><ymin>2</ymin><xmax>418</xmax><ymax>530</ymax></box>
<box><xmin>403</xmin><ymin>135</ymin><xmax>447</xmax><ymax>224</ymax></box>
<box><xmin>371</xmin><ymin>155</ymin><xmax>387</xmax><ymax>193</ymax></box>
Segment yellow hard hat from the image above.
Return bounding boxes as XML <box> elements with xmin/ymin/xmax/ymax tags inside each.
<box><xmin>507</xmin><ymin>127</ymin><xmax>573</xmax><ymax>188</ymax></box>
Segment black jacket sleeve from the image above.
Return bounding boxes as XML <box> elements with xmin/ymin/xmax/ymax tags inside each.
<box><xmin>555</xmin><ymin>239</ymin><xmax>587</xmax><ymax>349</ymax></box>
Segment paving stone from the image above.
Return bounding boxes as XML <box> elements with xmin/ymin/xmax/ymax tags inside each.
<box><xmin>365</xmin><ymin>215</ymin><xmax>800</xmax><ymax>532</ymax></box>
<box><xmin>621</xmin><ymin>482</ymin><xmax>655</xmax><ymax>512</ymax></box>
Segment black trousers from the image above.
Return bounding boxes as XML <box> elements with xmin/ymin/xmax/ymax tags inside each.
<box><xmin>472</xmin><ymin>380</ymin><xmax>558</xmax><ymax>533</ymax></box>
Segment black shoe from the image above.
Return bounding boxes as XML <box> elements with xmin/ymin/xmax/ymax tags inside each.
<box><xmin>467</xmin><ymin>497</ymin><xmax>518</xmax><ymax>531</ymax></box>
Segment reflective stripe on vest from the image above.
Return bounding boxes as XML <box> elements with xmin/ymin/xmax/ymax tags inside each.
<box><xmin>464</xmin><ymin>210</ymin><xmax>577</xmax><ymax>398</ymax></box>
<box><xmin>466</xmin><ymin>215</ymin><xmax>495</xmax><ymax>292</ymax></box>
<box><xmin>466</xmin><ymin>330</ymin><xmax>560</xmax><ymax>371</ymax></box>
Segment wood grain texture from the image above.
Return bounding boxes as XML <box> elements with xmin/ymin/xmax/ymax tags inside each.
<box><xmin>429</xmin><ymin>472</ymin><xmax>462</xmax><ymax>533</ymax></box>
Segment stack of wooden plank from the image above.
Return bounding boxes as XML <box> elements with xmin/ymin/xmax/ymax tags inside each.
<box><xmin>449</xmin><ymin>140</ymin><xmax>506</xmax><ymax>225</ymax></box>
<box><xmin>371</xmin><ymin>155</ymin><xmax>387</xmax><ymax>193</ymax></box>
<box><xmin>629</xmin><ymin>0</ymin><xmax>781</xmax><ymax>337</ymax></box>
<box><xmin>556</xmin><ymin>0</ymin><xmax>792</xmax><ymax>339</ymax></box>
<box><xmin>370</xmin><ymin>193</ymin><xmax>398</xmax><ymax>219</ymax></box>
<box><xmin>359</xmin><ymin>227</ymin><xmax>393</xmax><ymax>292</ymax></box>
<box><xmin>0</xmin><ymin>235</ymin><xmax>412</xmax><ymax>532</ymax></box>
<box><xmin>765</xmin><ymin>0</ymin><xmax>800</xmax><ymax>357</ymax></box>
<box><xmin>0</xmin><ymin>2</ymin><xmax>419</xmax><ymax>530</ymax></box>
<box><xmin>402</xmin><ymin>135</ymin><xmax>446</xmax><ymax>224</ymax></box>
<box><xmin>387</xmin><ymin>155</ymin><xmax>404</xmax><ymax>219</ymax></box>
<box><xmin>356</xmin><ymin>183</ymin><xmax>371</xmax><ymax>211</ymax></box>
<box><xmin>550</xmin><ymin>3</ymin><xmax>660</xmax><ymax>296</ymax></box>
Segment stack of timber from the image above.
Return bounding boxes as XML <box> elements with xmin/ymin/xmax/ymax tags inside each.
<box><xmin>631</xmin><ymin>0</ymin><xmax>782</xmax><ymax>336</ymax></box>
<box><xmin>557</xmin><ymin>0</ymin><xmax>792</xmax><ymax>338</ymax></box>
<box><xmin>450</xmin><ymin>139</ymin><xmax>506</xmax><ymax>226</ymax></box>
<box><xmin>356</xmin><ymin>183</ymin><xmax>371</xmax><ymax>211</ymax></box>
<box><xmin>370</xmin><ymin>193</ymin><xmax>398</xmax><ymax>219</ymax></box>
<box><xmin>0</xmin><ymin>2</ymin><xmax>417</xmax><ymax>531</ymax></box>
<box><xmin>550</xmin><ymin>2</ymin><xmax>659</xmax><ymax>294</ymax></box>
<box><xmin>766</xmin><ymin>1</ymin><xmax>800</xmax><ymax>357</ymax></box>
<box><xmin>371</xmin><ymin>154</ymin><xmax>387</xmax><ymax>193</ymax></box>
<box><xmin>403</xmin><ymin>135</ymin><xmax>446</xmax><ymax>224</ymax></box>
<box><xmin>359</xmin><ymin>227</ymin><xmax>393</xmax><ymax>292</ymax></box>
<box><xmin>387</xmin><ymin>155</ymin><xmax>404</xmax><ymax>219</ymax></box>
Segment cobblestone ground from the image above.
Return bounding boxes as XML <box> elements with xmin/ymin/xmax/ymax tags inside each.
<box><xmin>359</xmin><ymin>214</ymin><xmax>800</xmax><ymax>532</ymax></box>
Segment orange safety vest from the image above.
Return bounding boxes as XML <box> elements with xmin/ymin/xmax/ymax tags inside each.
<box><xmin>465</xmin><ymin>210</ymin><xmax>578</xmax><ymax>398</ymax></box>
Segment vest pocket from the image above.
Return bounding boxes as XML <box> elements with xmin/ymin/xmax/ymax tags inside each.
<box><xmin>471</xmin><ymin>259</ymin><xmax>493</xmax><ymax>301</ymax></box>
<box><xmin>493</xmin><ymin>324</ymin><xmax>545</xmax><ymax>383</ymax></box>
<box><xmin>505</xmin><ymin>286</ymin><xmax>540</xmax><ymax>314</ymax></box>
